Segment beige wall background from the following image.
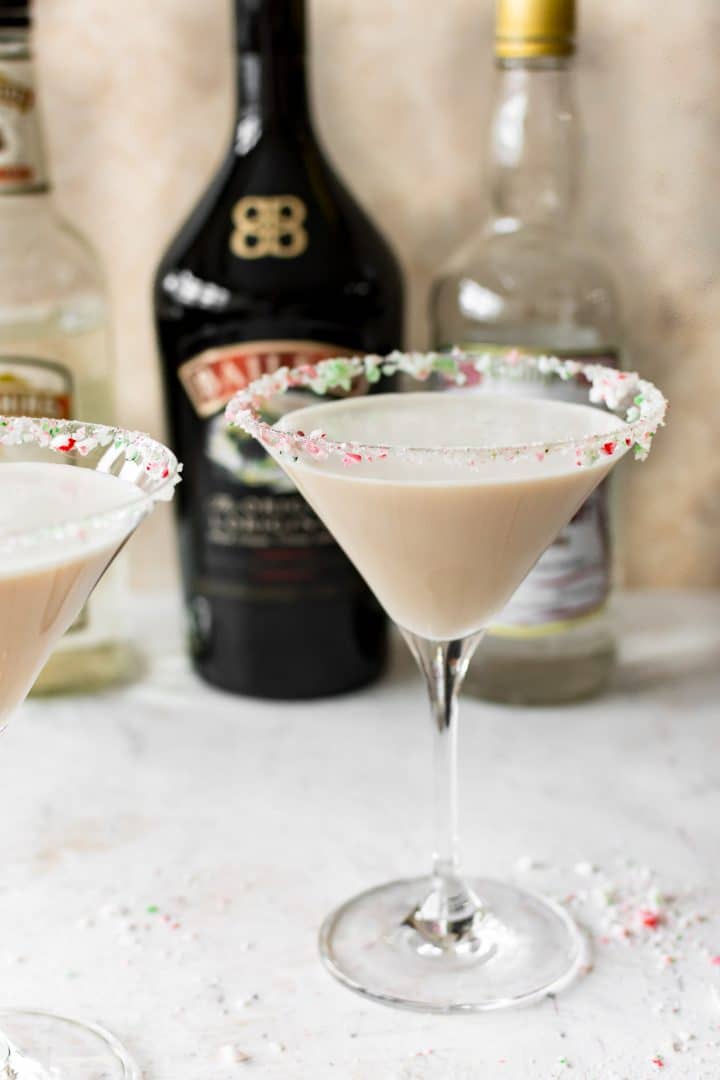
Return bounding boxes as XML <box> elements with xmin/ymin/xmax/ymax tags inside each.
<box><xmin>34</xmin><ymin>0</ymin><xmax>720</xmax><ymax>588</ymax></box>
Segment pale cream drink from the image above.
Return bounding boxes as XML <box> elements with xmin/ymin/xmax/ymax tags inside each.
<box><xmin>278</xmin><ymin>392</ymin><xmax>624</xmax><ymax>641</ymax></box>
<box><xmin>0</xmin><ymin>462</ymin><xmax>141</xmax><ymax>729</ymax></box>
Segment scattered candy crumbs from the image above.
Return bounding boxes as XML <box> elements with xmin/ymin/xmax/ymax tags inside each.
<box><xmin>15</xmin><ymin>859</ymin><xmax>717</xmax><ymax>1077</ymax></box>
<box><xmin>513</xmin><ymin>855</ymin><xmax>720</xmax><ymax>1075</ymax></box>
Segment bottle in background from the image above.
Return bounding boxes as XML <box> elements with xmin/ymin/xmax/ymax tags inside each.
<box><xmin>0</xmin><ymin>0</ymin><xmax>132</xmax><ymax>694</ymax></box>
<box><xmin>154</xmin><ymin>0</ymin><xmax>404</xmax><ymax>699</ymax></box>
<box><xmin>429</xmin><ymin>0</ymin><xmax>622</xmax><ymax>704</ymax></box>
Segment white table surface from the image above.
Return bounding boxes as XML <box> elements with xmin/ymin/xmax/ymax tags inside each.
<box><xmin>1</xmin><ymin>590</ymin><xmax>719</xmax><ymax>1080</ymax></box>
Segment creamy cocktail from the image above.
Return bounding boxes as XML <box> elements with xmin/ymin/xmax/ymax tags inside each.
<box><xmin>278</xmin><ymin>392</ymin><xmax>622</xmax><ymax>641</ymax></box>
<box><xmin>0</xmin><ymin>417</ymin><xmax>179</xmax><ymax>1079</ymax></box>
<box><xmin>226</xmin><ymin>349</ymin><xmax>666</xmax><ymax>1013</ymax></box>
<box><xmin>0</xmin><ymin>463</ymin><xmax>143</xmax><ymax>730</ymax></box>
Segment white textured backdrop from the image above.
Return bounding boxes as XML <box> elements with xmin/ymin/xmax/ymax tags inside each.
<box><xmin>34</xmin><ymin>0</ymin><xmax>720</xmax><ymax>587</ymax></box>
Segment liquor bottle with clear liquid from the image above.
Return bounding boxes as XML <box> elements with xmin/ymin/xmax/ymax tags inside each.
<box><xmin>0</xmin><ymin>0</ymin><xmax>132</xmax><ymax>693</ymax></box>
<box><xmin>430</xmin><ymin>0</ymin><xmax>622</xmax><ymax>704</ymax></box>
<box><xmin>154</xmin><ymin>0</ymin><xmax>404</xmax><ymax>698</ymax></box>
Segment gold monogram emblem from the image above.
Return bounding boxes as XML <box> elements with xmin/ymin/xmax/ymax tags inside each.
<box><xmin>230</xmin><ymin>195</ymin><xmax>308</xmax><ymax>259</ymax></box>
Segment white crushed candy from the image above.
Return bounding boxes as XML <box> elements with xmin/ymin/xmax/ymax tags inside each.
<box><xmin>515</xmin><ymin>855</ymin><xmax>543</xmax><ymax>872</ymax></box>
<box><xmin>593</xmin><ymin>885</ymin><xmax>619</xmax><ymax>907</ymax></box>
<box><xmin>267</xmin><ymin>1042</ymin><xmax>286</xmax><ymax>1055</ymax></box>
<box><xmin>711</xmin><ymin>985</ymin><xmax>720</xmax><ymax>1012</ymax></box>
<box><xmin>234</xmin><ymin>993</ymin><xmax>260</xmax><ymax>1010</ymax></box>
<box><xmin>647</xmin><ymin>887</ymin><xmax>667</xmax><ymax>909</ymax></box>
<box><xmin>218</xmin><ymin>1044</ymin><xmax>252</xmax><ymax>1065</ymax></box>
<box><xmin>671</xmin><ymin>1032</ymin><xmax>695</xmax><ymax>1052</ymax></box>
<box><xmin>574</xmin><ymin>861</ymin><xmax>596</xmax><ymax>877</ymax></box>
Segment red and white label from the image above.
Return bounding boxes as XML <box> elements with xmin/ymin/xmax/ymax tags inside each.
<box><xmin>0</xmin><ymin>356</ymin><xmax>72</xmax><ymax>419</ymax></box>
<box><xmin>178</xmin><ymin>339</ymin><xmax>350</xmax><ymax>419</ymax></box>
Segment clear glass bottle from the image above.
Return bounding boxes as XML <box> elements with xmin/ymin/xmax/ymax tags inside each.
<box><xmin>0</xmin><ymin>1</ymin><xmax>132</xmax><ymax>693</ymax></box>
<box><xmin>429</xmin><ymin>0</ymin><xmax>622</xmax><ymax>704</ymax></box>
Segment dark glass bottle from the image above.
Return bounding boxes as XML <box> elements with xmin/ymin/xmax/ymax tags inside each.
<box><xmin>154</xmin><ymin>0</ymin><xmax>403</xmax><ymax>698</ymax></box>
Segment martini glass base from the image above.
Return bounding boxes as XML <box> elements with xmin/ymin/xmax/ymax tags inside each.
<box><xmin>0</xmin><ymin>1009</ymin><xmax>140</xmax><ymax>1079</ymax></box>
<box><xmin>319</xmin><ymin>877</ymin><xmax>587</xmax><ymax>1013</ymax></box>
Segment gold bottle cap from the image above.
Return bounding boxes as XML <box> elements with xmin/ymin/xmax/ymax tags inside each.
<box><xmin>496</xmin><ymin>0</ymin><xmax>576</xmax><ymax>59</ymax></box>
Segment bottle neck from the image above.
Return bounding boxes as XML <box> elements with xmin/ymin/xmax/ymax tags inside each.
<box><xmin>235</xmin><ymin>51</ymin><xmax>311</xmax><ymax>136</ymax></box>
<box><xmin>0</xmin><ymin>28</ymin><xmax>49</xmax><ymax>194</ymax></box>
<box><xmin>487</xmin><ymin>56</ymin><xmax>579</xmax><ymax>234</ymax></box>
<box><xmin>233</xmin><ymin>0</ymin><xmax>312</xmax><ymax>145</ymax></box>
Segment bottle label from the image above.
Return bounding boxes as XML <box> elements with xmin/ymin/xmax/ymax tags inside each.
<box><xmin>0</xmin><ymin>59</ymin><xmax>48</xmax><ymax>193</ymax></box>
<box><xmin>0</xmin><ymin>355</ymin><xmax>72</xmax><ymax>419</ymax></box>
<box><xmin>455</xmin><ymin>344</ymin><xmax>618</xmax><ymax>637</ymax></box>
<box><xmin>178</xmin><ymin>339</ymin><xmax>360</xmax><ymax>597</ymax></box>
<box><xmin>178</xmin><ymin>338</ymin><xmax>341</xmax><ymax>418</ymax></box>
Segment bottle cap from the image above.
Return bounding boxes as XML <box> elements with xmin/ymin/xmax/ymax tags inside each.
<box><xmin>235</xmin><ymin>0</ymin><xmax>306</xmax><ymax>55</ymax></box>
<box><xmin>0</xmin><ymin>0</ymin><xmax>29</xmax><ymax>29</ymax></box>
<box><xmin>495</xmin><ymin>0</ymin><xmax>575</xmax><ymax>59</ymax></box>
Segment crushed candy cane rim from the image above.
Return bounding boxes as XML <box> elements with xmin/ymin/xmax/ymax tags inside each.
<box><xmin>225</xmin><ymin>349</ymin><xmax>667</xmax><ymax>468</ymax></box>
<box><xmin>0</xmin><ymin>415</ymin><xmax>181</xmax><ymax>556</ymax></box>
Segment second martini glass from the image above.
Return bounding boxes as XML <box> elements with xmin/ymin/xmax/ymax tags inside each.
<box><xmin>226</xmin><ymin>350</ymin><xmax>666</xmax><ymax>1012</ymax></box>
<box><xmin>0</xmin><ymin>416</ymin><xmax>179</xmax><ymax>1077</ymax></box>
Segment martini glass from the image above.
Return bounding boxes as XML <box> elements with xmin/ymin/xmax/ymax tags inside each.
<box><xmin>226</xmin><ymin>349</ymin><xmax>666</xmax><ymax>1014</ymax></box>
<box><xmin>0</xmin><ymin>415</ymin><xmax>179</xmax><ymax>1077</ymax></box>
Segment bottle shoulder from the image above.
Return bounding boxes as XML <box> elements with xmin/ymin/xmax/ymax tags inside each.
<box><xmin>431</xmin><ymin>226</ymin><xmax>621</xmax><ymax>350</ymax></box>
<box><xmin>0</xmin><ymin>196</ymin><xmax>106</xmax><ymax>308</ymax></box>
<box><xmin>437</xmin><ymin>228</ymin><xmax>619</xmax><ymax>294</ymax></box>
<box><xmin>154</xmin><ymin>131</ymin><xmax>404</xmax><ymax>353</ymax></box>
<box><xmin>156</xmin><ymin>132</ymin><xmax>402</xmax><ymax>290</ymax></box>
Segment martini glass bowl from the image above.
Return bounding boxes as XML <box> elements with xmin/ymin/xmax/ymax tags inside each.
<box><xmin>226</xmin><ymin>349</ymin><xmax>666</xmax><ymax>1013</ymax></box>
<box><xmin>0</xmin><ymin>415</ymin><xmax>179</xmax><ymax>1077</ymax></box>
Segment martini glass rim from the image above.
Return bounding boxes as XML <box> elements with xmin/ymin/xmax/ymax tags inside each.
<box><xmin>0</xmin><ymin>414</ymin><xmax>180</xmax><ymax>558</ymax></box>
<box><xmin>225</xmin><ymin>349</ymin><xmax>668</xmax><ymax>469</ymax></box>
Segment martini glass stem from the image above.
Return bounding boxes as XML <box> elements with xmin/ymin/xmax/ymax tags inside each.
<box><xmin>401</xmin><ymin>629</ymin><xmax>485</xmax><ymax>948</ymax></box>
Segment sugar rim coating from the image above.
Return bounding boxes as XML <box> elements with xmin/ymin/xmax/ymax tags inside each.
<box><xmin>225</xmin><ymin>349</ymin><xmax>667</xmax><ymax>469</ymax></box>
<box><xmin>0</xmin><ymin>415</ymin><xmax>181</xmax><ymax>558</ymax></box>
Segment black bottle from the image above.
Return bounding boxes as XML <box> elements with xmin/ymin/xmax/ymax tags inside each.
<box><xmin>154</xmin><ymin>0</ymin><xmax>404</xmax><ymax>698</ymax></box>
